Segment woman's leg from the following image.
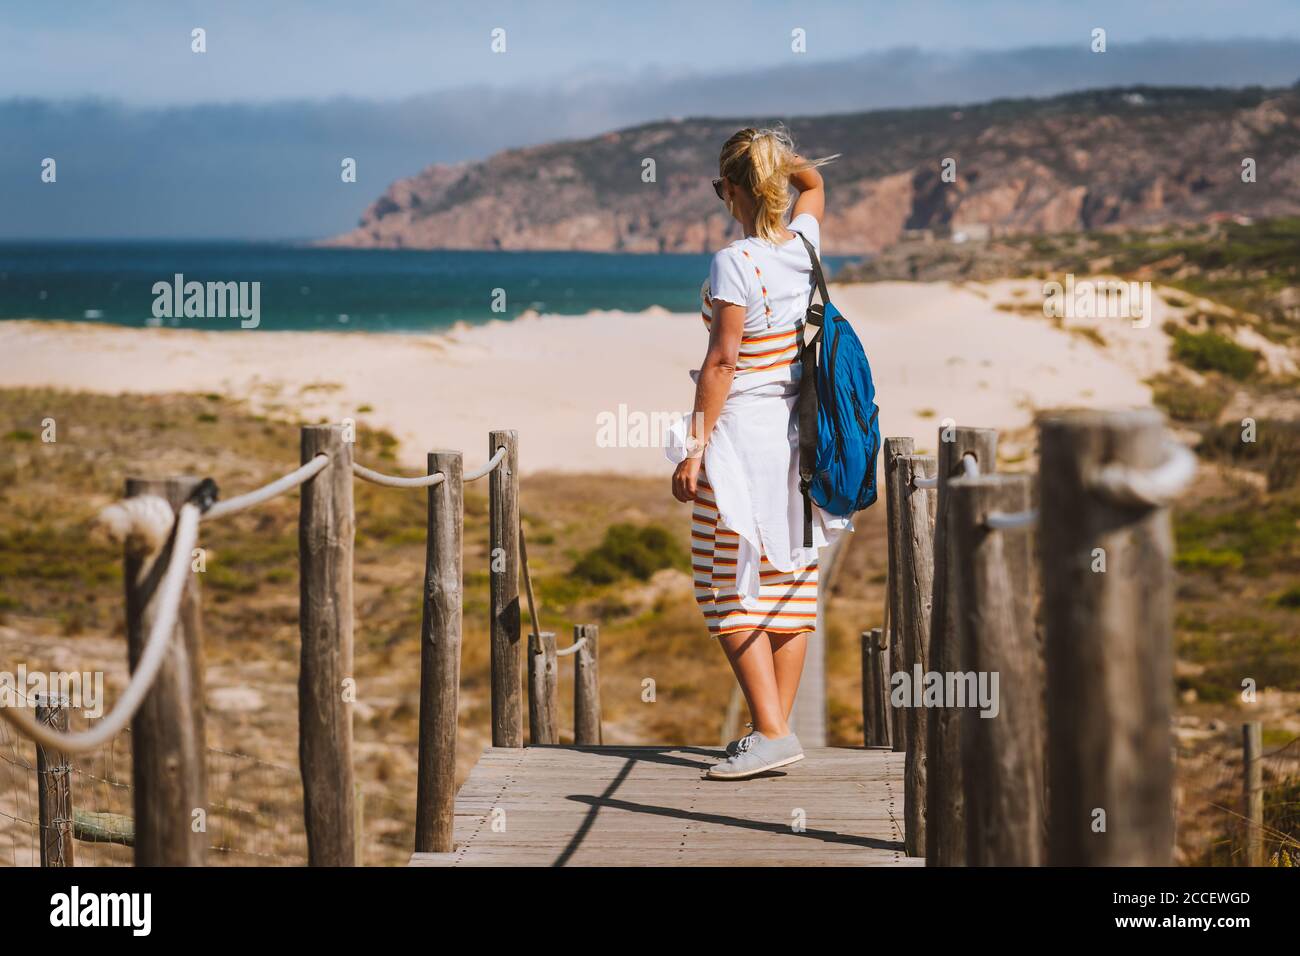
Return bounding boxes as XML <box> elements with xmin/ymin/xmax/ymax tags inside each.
<box><xmin>717</xmin><ymin>630</ymin><xmax>790</xmax><ymax>738</ymax></box>
<box><xmin>768</xmin><ymin>631</ymin><xmax>808</xmax><ymax>721</ymax></box>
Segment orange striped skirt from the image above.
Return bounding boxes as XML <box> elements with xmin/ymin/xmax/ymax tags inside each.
<box><xmin>691</xmin><ymin>471</ymin><xmax>819</xmax><ymax>637</ymax></box>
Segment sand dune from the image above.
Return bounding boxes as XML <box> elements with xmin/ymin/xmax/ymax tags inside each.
<box><xmin>0</xmin><ymin>280</ymin><xmax>1169</xmax><ymax>474</ymax></box>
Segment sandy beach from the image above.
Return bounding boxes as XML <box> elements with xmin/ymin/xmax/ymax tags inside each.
<box><xmin>0</xmin><ymin>279</ymin><xmax>1173</xmax><ymax>473</ymax></box>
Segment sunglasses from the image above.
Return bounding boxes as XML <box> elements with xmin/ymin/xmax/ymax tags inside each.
<box><xmin>712</xmin><ymin>178</ymin><xmax>726</xmax><ymax>201</ymax></box>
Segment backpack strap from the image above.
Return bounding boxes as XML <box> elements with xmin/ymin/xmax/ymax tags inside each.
<box><xmin>793</xmin><ymin>230</ymin><xmax>830</xmax><ymax>308</ymax></box>
<box><xmin>792</xmin><ymin>229</ymin><xmax>827</xmax><ymax>549</ymax></box>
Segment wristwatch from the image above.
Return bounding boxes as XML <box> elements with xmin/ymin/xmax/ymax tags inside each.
<box><xmin>684</xmin><ymin>435</ymin><xmax>706</xmax><ymax>460</ymax></box>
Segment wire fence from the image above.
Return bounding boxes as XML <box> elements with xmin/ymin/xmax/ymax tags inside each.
<box><xmin>0</xmin><ymin>689</ymin><xmax>312</xmax><ymax>867</ymax></box>
<box><xmin>1199</xmin><ymin>734</ymin><xmax>1300</xmax><ymax>867</ymax></box>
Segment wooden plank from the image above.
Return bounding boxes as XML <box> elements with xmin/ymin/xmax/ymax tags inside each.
<box><xmin>410</xmin><ymin>746</ymin><xmax>913</xmax><ymax>867</ymax></box>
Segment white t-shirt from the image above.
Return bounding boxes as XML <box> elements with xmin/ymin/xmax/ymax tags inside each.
<box><xmin>706</xmin><ymin>212</ymin><xmax>821</xmax><ymax>336</ymax></box>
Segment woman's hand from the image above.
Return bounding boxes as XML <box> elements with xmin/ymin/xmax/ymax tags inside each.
<box><xmin>672</xmin><ymin>457</ymin><xmax>702</xmax><ymax>502</ymax></box>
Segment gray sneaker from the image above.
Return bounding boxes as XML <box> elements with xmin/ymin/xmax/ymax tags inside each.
<box><xmin>706</xmin><ymin>732</ymin><xmax>804</xmax><ymax>780</ymax></box>
<box><xmin>724</xmin><ymin>723</ymin><xmax>757</xmax><ymax>757</ymax></box>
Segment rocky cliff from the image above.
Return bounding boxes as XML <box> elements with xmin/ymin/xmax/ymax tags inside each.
<box><xmin>324</xmin><ymin>86</ymin><xmax>1300</xmax><ymax>254</ymax></box>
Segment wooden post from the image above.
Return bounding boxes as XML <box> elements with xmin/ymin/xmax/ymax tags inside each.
<box><xmin>354</xmin><ymin>781</ymin><xmax>365</xmax><ymax>867</ymax></box>
<box><xmin>1243</xmin><ymin>721</ymin><xmax>1264</xmax><ymax>867</ymax></box>
<box><xmin>883</xmin><ymin>436</ymin><xmax>915</xmax><ymax>752</ymax></box>
<box><xmin>34</xmin><ymin>696</ymin><xmax>74</xmax><ymax>867</ymax></box>
<box><xmin>528</xmin><ymin>631</ymin><xmax>559</xmax><ymax>745</ymax></box>
<box><xmin>896</xmin><ymin>454</ymin><xmax>937</xmax><ymax>858</ymax></box>
<box><xmin>1039</xmin><ymin>408</ymin><xmax>1174</xmax><ymax>866</ymax></box>
<box><xmin>860</xmin><ymin>629</ymin><xmax>890</xmax><ymax>747</ymax></box>
<box><xmin>574</xmin><ymin>624</ymin><xmax>602</xmax><ymax>745</ymax></box>
<box><xmin>950</xmin><ymin>473</ymin><xmax>1044</xmax><ymax>866</ymax></box>
<box><xmin>925</xmin><ymin>426</ymin><xmax>996</xmax><ymax>867</ymax></box>
<box><xmin>298</xmin><ymin>425</ymin><xmax>356</xmax><ymax>866</ymax></box>
<box><xmin>415</xmin><ymin>450</ymin><xmax>462</xmax><ymax>854</ymax></box>
<box><xmin>124</xmin><ymin>475</ymin><xmax>207</xmax><ymax>867</ymax></box>
<box><xmin>488</xmin><ymin>430</ymin><xmax>523</xmax><ymax>748</ymax></box>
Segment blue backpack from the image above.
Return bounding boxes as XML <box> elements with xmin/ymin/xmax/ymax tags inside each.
<box><xmin>794</xmin><ymin>231</ymin><xmax>882</xmax><ymax>547</ymax></box>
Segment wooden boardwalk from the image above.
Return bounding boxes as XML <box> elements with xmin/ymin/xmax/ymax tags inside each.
<box><xmin>410</xmin><ymin>745</ymin><xmax>919</xmax><ymax>867</ymax></box>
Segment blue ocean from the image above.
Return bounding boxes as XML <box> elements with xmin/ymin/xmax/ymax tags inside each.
<box><xmin>0</xmin><ymin>243</ymin><xmax>861</xmax><ymax>333</ymax></box>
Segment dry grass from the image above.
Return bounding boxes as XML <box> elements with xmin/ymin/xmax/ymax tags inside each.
<box><xmin>0</xmin><ymin>387</ymin><xmax>886</xmax><ymax>865</ymax></box>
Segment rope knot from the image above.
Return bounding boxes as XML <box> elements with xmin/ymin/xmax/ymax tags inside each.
<box><xmin>95</xmin><ymin>495</ymin><xmax>175</xmax><ymax>556</ymax></box>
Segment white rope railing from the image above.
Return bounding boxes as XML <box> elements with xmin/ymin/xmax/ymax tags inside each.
<box><xmin>555</xmin><ymin>637</ymin><xmax>588</xmax><ymax>658</ymax></box>
<box><xmin>1</xmin><ymin>501</ymin><xmax>201</xmax><ymax>754</ymax></box>
<box><xmin>351</xmin><ymin>462</ymin><xmax>446</xmax><ymax>489</ymax></box>
<box><xmin>465</xmin><ymin>446</ymin><xmax>508</xmax><ymax>481</ymax></box>
<box><xmin>985</xmin><ymin>509</ymin><xmax>1039</xmax><ymax>531</ymax></box>
<box><xmin>3</xmin><ymin>437</ymin><xmax>514</xmax><ymax>757</ymax></box>
<box><xmin>206</xmin><ymin>455</ymin><xmax>329</xmax><ymax>520</ymax></box>
<box><xmin>352</xmin><ymin>445</ymin><xmax>506</xmax><ymax>489</ymax></box>
<box><xmin>911</xmin><ymin>452</ymin><xmax>977</xmax><ymax>488</ymax></box>
<box><xmin>1089</xmin><ymin>442</ymin><xmax>1197</xmax><ymax>508</ymax></box>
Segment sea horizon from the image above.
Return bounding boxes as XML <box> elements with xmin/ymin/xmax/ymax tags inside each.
<box><xmin>0</xmin><ymin>240</ymin><xmax>864</xmax><ymax>333</ymax></box>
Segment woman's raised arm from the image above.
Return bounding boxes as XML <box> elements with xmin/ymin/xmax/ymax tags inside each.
<box><xmin>789</xmin><ymin>155</ymin><xmax>825</xmax><ymax>222</ymax></box>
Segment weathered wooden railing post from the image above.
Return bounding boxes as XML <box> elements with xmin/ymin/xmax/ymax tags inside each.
<box><xmin>894</xmin><ymin>453</ymin><xmax>937</xmax><ymax>858</ymax></box>
<box><xmin>528</xmin><ymin>631</ymin><xmax>558</xmax><ymax>745</ymax></box>
<box><xmin>354</xmin><ymin>781</ymin><xmax>366</xmax><ymax>867</ymax></box>
<box><xmin>34</xmin><ymin>695</ymin><xmax>74</xmax><ymax>867</ymax></box>
<box><xmin>1040</xmin><ymin>408</ymin><xmax>1176</xmax><ymax>866</ymax></box>
<box><xmin>298</xmin><ymin>425</ymin><xmax>356</xmax><ymax>866</ymax></box>
<box><xmin>1243</xmin><ymin>721</ymin><xmax>1264</xmax><ymax>867</ymax></box>
<box><xmin>860</xmin><ymin>629</ymin><xmax>890</xmax><ymax>747</ymax></box>
<box><xmin>574</xmin><ymin>624</ymin><xmax>602</xmax><ymax>745</ymax></box>
<box><xmin>488</xmin><ymin>430</ymin><xmax>523</xmax><ymax>747</ymax></box>
<box><xmin>925</xmin><ymin>425</ymin><xmax>996</xmax><ymax>867</ymax></box>
<box><xmin>883</xmin><ymin>436</ymin><xmax>915</xmax><ymax>752</ymax></box>
<box><xmin>124</xmin><ymin>475</ymin><xmax>208</xmax><ymax>866</ymax></box>
<box><xmin>950</xmin><ymin>472</ymin><xmax>1044</xmax><ymax>866</ymax></box>
<box><xmin>415</xmin><ymin>450</ymin><xmax>462</xmax><ymax>854</ymax></box>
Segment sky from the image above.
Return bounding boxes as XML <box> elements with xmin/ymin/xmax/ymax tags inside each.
<box><xmin>4</xmin><ymin>0</ymin><xmax>1300</xmax><ymax>105</ymax></box>
<box><xmin>2</xmin><ymin>1</ymin><xmax>1299</xmax><ymax>239</ymax></box>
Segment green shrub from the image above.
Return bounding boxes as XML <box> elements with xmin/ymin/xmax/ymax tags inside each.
<box><xmin>1150</xmin><ymin>373</ymin><xmax>1229</xmax><ymax>422</ymax></box>
<box><xmin>1171</xmin><ymin>328</ymin><xmax>1259</xmax><ymax>380</ymax></box>
<box><xmin>570</xmin><ymin>523</ymin><xmax>685</xmax><ymax>585</ymax></box>
<box><xmin>1175</xmin><ymin>547</ymin><xmax>1244</xmax><ymax>573</ymax></box>
<box><xmin>1197</xmin><ymin>419</ymin><xmax>1300</xmax><ymax>490</ymax></box>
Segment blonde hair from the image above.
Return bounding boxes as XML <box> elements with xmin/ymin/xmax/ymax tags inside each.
<box><xmin>718</xmin><ymin>126</ymin><xmax>835</xmax><ymax>243</ymax></box>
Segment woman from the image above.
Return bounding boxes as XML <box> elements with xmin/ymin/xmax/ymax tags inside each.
<box><xmin>668</xmin><ymin>127</ymin><xmax>850</xmax><ymax>780</ymax></box>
